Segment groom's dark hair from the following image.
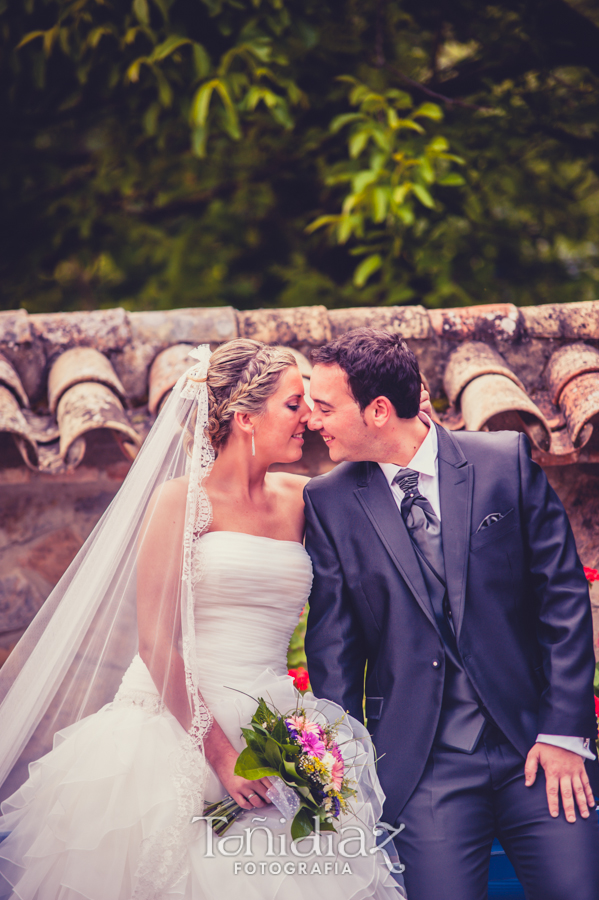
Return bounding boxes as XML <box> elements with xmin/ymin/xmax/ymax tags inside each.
<box><xmin>311</xmin><ymin>327</ymin><xmax>421</xmax><ymax>419</ymax></box>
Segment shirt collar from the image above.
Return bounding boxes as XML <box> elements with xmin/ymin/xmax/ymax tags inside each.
<box><xmin>379</xmin><ymin>414</ymin><xmax>438</xmax><ymax>487</ymax></box>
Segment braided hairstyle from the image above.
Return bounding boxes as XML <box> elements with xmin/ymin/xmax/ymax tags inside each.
<box><xmin>204</xmin><ymin>339</ymin><xmax>298</xmax><ymax>453</ymax></box>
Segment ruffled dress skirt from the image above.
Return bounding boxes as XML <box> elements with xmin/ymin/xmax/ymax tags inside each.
<box><xmin>0</xmin><ymin>657</ymin><xmax>403</xmax><ymax>900</ymax></box>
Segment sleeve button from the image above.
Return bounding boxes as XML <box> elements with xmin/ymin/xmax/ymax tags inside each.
<box><xmin>432</xmin><ymin>659</ymin><xmax>440</xmax><ymax>668</ymax></box>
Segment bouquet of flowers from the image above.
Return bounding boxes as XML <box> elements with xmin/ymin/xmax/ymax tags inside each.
<box><xmin>204</xmin><ymin>697</ymin><xmax>357</xmax><ymax>840</ymax></box>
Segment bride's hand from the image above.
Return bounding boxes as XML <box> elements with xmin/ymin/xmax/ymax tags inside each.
<box><xmin>420</xmin><ymin>384</ymin><xmax>433</xmax><ymax>417</ymax></box>
<box><xmin>214</xmin><ymin>748</ymin><xmax>272</xmax><ymax>810</ymax></box>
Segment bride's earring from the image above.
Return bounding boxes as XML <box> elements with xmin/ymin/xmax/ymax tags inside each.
<box><xmin>251</xmin><ymin>428</ymin><xmax>255</xmax><ymax>457</ymax></box>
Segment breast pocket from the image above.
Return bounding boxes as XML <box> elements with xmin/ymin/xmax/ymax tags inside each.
<box><xmin>470</xmin><ymin>507</ymin><xmax>518</xmax><ymax>551</ymax></box>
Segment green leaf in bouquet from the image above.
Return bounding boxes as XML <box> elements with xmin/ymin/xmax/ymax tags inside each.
<box><xmin>291</xmin><ymin>806</ymin><xmax>314</xmax><ymax>841</ymax></box>
<box><xmin>319</xmin><ymin>819</ymin><xmax>337</xmax><ymax>833</ymax></box>
<box><xmin>281</xmin><ymin>757</ymin><xmax>300</xmax><ymax>781</ymax></box>
<box><xmin>263</xmin><ymin>737</ymin><xmax>283</xmax><ymax>769</ymax></box>
<box><xmin>240</xmin><ymin>727</ymin><xmax>263</xmax><ymax>754</ymax></box>
<box><xmin>272</xmin><ymin>717</ymin><xmax>289</xmax><ymax>744</ymax></box>
<box><xmin>234</xmin><ymin>747</ymin><xmax>278</xmax><ymax>780</ymax></box>
<box><xmin>252</xmin><ymin>698</ymin><xmax>278</xmax><ymax>730</ymax></box>
<box><xmin>594</xmin><ymin>661</ymin><xmax>599</xmax><ymax>696</ymax></box>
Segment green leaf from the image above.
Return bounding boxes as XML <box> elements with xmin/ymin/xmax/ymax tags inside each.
<box><xmin>413</xmin><ymin>102</ymin><xmax>443</xmax><ymax>121</ymax></box>
<box><xmin>438</xmin><ymin>173</ymin><xmax>466</xmax><ymax>186</ymax></box>
<box><xmin>305</xmin><ymin>215</ymin><xmax>340</xmax><ymax>234</ymax></box>
<box><xmin>133</xmin><ymin>0</ymin><xmax>150</xmax><ymax>26</ymax></box>
<box><xmin>397</xmin><ymin>204</ymin><xmax>415</xmax><ymax>226</ymax></box>
<box><xmin>392</xmin><ymin>184</ymin><xmax>412</xmax><ymax>205</ymax></box>
<box><xmin>594</xmin><ymin>661</ymin><xmax>599</xmax><ymax>696</ymax></box>
<box><xmin>191</xmin><ymin>124</ymin><xmax>208</xmax><ymax>157</ymax></box>
<box><xmin>291</xmin><ymin>806</ymin><xmax>314</xmax><ymax>841</ymax></box>
<box><xmin>234</xmin><ymin>748</ymin><xmax>279</xmax><ymax>780</ymax></box>
<box><xmin>148</xmin><ymin>36</ymin><xmax>192</xmax><ymax>63</ymax></box>
<box><xmin>193</xmin><ymin>44</ymin><xmax>211</xmax><ymax>79</ymax></box>
<box><xmin>330</xmin><ymin>113</ymin><xmax>365</xmax><ymax>134</ymax></box>
<box><xmin>394</xmin><ymin>118</ymin><xmax>425</xmax><ymax>135</ymax></box>
<box><xmin>16</xmin><ymin>31</ymin><xmax>45</xmax><ymax>50</ymax></box>
<box><xmin>419</xmin><ymin>156</ymin><xmax>435</xmax><ymax>185</ymax></box>
<box><xmin>426</xmin><ymin>136</ymin><xmax>449</xmax><ymax>153</ymax></box>
<box><xmin>349</xmin><ymin>130</ymin><xmax>369</xmax><ymax>159</ymax></box>
<box><xmin>372</xmin><ymin>186</ymin><xmax>389</xmax><ymax>222</ymax></box>
<box><xmin>352</xmin><ymin>170</ymin><xmax>377</xmax><ymax>194</ymax></box>
<box><xmin>190</xmin><ymin>80</ymin><xmax>218</xmax><ymax>126</ymax></box>
<box><xmin>353</xmin><ymin>253</ymin><xmax>382</xmax><ymax>287</ymax></box>
<box><xmin>263</xmin><ymin>736</ymin><xmax>283</xmax><ymax>769</ymax></box>
<box><xmin>154</xmin><ymin>67</ymin><xmax>173</xmax><ymax>107</ymax></box>
<box><xmin>412</xmin><ymin>183</ymin><xmax>435</xmax><ymax>208</ymax></box>
<box><xmin>385</xmin><ymin>88</ymin><xmax>412</xmax><ymax>109</ymax></box>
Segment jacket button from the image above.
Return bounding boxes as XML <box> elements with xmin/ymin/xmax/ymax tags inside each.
<box><xmin>432</xmin><ymin>659</ymin><xmax>440</xmax><ymax>668</ymax></box>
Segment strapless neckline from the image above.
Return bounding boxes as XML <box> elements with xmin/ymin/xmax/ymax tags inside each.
<box><xmin>201</xmin><ymin>530</ymin><xmax>305</xmax><ymax>548</ymax></box>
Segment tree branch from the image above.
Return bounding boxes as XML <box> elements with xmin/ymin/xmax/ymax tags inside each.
<box><xmin>385</xmin><ymin>63</ymin><xmax>494</xmax><ymax>112</ymax></box>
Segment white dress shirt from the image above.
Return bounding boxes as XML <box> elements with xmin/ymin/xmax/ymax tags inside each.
<box><xmin>378</xmin><ymin>415</ymin><xmax>594</xmax><ymax>761</ymax></box>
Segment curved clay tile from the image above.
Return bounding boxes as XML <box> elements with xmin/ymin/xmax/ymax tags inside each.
<box><xmin>443</xmin><ymin>341</ymin><xmax>525</xmax><ymax>406</ymax></box>
<box><xmin>148</xmin><ymin>344</ymin><xmax>194</xmax><ymax>416</ymax></box>
<box><xmin>0</xmin><ymin>353</ymin><xmax>29</xmax><ymax>408</ymax></box>
<box><xmin>545</xmin><ymin>343</ymin><xmax>599</xmax><ymax>448</ymax></box>
<box><xmin>48</xmin><ymin>347</ymin><xmax>126</xmax><ymax>414</ymax></box>
<box><xmin>0</xmin><ymin>385</ymin><xmax>38</xmax><ymax>469</ymax></box>
<box><xmin>444</xmin><ymin>342</ymin><xmax>550</xmax><ymax>450</ymax></box>
<box><xmin>56</xmin><ymin>381</ymin><xmax>142</xmax><ymax>465</ymax></box>
<box><xmin>0</xmin><ymin>354</ymin><xmax>37</xmax><ymax>468</ymax></box>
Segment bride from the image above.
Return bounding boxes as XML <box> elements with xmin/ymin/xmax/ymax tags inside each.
<box><xmin>0</xmin><ymin>339</ymin><xmax>408</xmax><ymax>900</ymax></box>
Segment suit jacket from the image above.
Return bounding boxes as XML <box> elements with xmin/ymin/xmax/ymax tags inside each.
<box><xmin>304</xmin><ymin>425</ymin><xmax>598</xmax><ymax>822</ymax></box>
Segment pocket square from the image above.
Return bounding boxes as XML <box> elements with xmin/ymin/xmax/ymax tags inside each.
<box><xmin>476</xmin><ymin>512</ymin><xmax>505</xmax><ymax>533</ymax></box>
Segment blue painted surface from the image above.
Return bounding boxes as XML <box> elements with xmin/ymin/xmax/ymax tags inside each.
<box><xmin>488</xmin><ymin>839</ymin><xmax>525</xmax><ymax>899</ymax></box>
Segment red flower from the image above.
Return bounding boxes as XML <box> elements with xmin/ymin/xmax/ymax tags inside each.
<box><xmin>288</xmin><ymin>667</ymin><xmax>310</xmax><ymax>692</ymax></box>
<box><xmin>595</xmin><ymin>695</ymin><xmax>599</xmax><ymax>718</ymax></box>
<box><xmin>584</xmin><ymin>567</ymin><xmax>599</xmax><ymax>583</ymax></box>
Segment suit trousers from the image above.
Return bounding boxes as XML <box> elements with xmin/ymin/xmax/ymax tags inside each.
<box><xmin>393</xmin><ymin>723</ymin><xmax>599</xmax><ymax>900</ymax></box>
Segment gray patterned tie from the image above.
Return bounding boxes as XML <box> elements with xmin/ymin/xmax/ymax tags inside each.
<box><xmin>393</xmin><ymin>468</ymin><xmax>445</xmax><ymax>584</ymax></box>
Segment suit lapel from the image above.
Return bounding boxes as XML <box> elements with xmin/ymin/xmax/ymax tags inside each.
<box><xmin>354</xmin><ymin>463</ymin><xmax>438</xmax><ymax>631</ymax></box>
<box><xmin>437</xmin><ymin>425</ymin><xmax>472</xmax><ymax>639</ymax></box>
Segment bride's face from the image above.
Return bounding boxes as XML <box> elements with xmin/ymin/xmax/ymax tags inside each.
<box><xmin>256</xmin><ymin>366</ymin><xmax>311</xmax><ymax>464</ymax></box>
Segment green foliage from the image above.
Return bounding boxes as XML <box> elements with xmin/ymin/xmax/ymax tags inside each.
<box><xmin>307</xmin><ymin>78</ymin><xmax>464</xmax><ymax>287</ymax></box>
<box><xmin>1</xmin><ymin>0</ymin><xmax>599</xmax><ymax>312</ymax></box>
<box><xmin>287</xmin><ymin>604</ymin><xmax>308</xmax><ymax>670</ymax></box>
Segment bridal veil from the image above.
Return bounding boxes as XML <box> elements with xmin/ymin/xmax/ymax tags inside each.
<box><xmin>0</xmin><ymin>346</ymin><xmax>215</xmax><ymax>892</ymax></box>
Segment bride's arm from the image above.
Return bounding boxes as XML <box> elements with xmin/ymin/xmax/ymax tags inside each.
<box><xmin>136</xmin><ymin>480</ymin><xmax>271</xmax><ymax>809</ymax></box>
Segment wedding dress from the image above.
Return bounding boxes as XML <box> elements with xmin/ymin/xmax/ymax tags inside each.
<box><xmin>0</xmin><ymin>530</ymin><xmax>402</xmax><ymax>900</ymax></box>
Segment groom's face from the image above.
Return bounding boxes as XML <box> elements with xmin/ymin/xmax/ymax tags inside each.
<box><xmin>308</xmin><ymin>363</ymin><xmax>373</xmax><ymax>462</ymax></box>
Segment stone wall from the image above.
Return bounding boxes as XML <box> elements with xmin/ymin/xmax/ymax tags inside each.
<box><xmin>2</xmin><ymin>300</ymin><xmax>599</xmax><ymax>661</ymax></box>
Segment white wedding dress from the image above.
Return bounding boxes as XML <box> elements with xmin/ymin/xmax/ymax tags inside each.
<box><xmin>0</xmin><ymin>532</ymin><xmax>401</xmax><ymax>900</ymax></box>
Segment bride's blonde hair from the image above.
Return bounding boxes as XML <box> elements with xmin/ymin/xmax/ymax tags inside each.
<box><xmin>186</xmin><ymin>339</ymin><xmax>297</xmax><ymax>455</ymax></box>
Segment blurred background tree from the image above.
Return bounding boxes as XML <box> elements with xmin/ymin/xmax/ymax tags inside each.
<box><xmin>1</xmin><ymin>0</ymin><xmax>598</xmax><ymax>314</ymax></box>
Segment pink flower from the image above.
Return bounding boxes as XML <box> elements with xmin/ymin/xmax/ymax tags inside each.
<box><xmin>330</xmin><ymin>742</ymin><xmax>343</xmax><ymax>762</ymax></box>
<box><xmin>330</xmin><ymin>756</ymin><xmax>344</xmax><ymax>791</ymax></box>
<box><xmin>299</xmin><ymin>731</ymin><xmax>326</xmax><ymax>758</ymax></box>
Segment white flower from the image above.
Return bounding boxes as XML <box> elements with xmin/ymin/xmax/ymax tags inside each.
<box><xmin>321</xmin><ymin>751</ymin><xmax>335</xmax><ymax>773</ymax></box>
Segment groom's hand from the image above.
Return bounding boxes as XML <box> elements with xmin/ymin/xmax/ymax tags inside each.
<box><xmin>524</xmin><ymin>742</ymin><xmax>595</xmax><ymax>822</ymax></box>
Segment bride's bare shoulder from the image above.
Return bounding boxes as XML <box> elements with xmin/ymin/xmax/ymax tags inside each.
<box><xmin>268</xmin><ymin>472</ymin><xmax>310</xmax><ymax>505</ymax></box>
<box><xmin>147</xmin><ymin>475</ymin><xmax>189</xmax><ymax>520</ymax></box>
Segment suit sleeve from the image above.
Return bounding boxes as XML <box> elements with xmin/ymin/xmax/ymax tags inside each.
<box><xmin>304</xmin><ymin>487</ymin><xmax>367</xmax><ymax>722</ymax></box>
<box><xmin>518</xmin><ymin>433</ymin><xmax>597</xmax><ymax>739</ymax></box>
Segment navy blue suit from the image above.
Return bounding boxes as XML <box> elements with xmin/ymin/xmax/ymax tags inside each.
<box><xmin>305</xmin><ymin>426</ymin><xmax>599</xmax><ymax>899</ymax></box>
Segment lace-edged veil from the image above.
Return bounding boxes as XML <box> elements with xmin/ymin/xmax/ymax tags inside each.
<box><xmin>0</xmin><ymin>345</ymin><xmax>215</xmax><ymax>818</ymax></box>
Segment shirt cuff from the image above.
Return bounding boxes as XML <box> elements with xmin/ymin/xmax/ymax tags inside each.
<box><xmin>536</xmin><ymin>734</ymin><xmax>596</xmax><ymax>761</ymax></box>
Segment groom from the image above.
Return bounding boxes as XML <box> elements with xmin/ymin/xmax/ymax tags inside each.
<box><xmin>303</xmin><ymin>327</ymin><xmax>599</xmax><ymax>900</ymax></box>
